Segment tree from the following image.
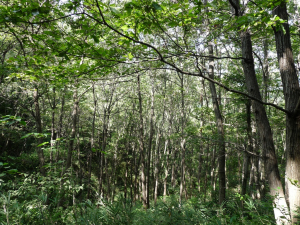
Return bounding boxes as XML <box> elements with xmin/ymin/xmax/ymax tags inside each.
<box><xmin>228</xmin><ymin>0</ymin><xmax>289</xmax><ymax>223</ymax></box>
<box><xmin>2</xmin><ymin>0</ymin><xmax>300</xmax><ymax>223</ymax></box>
<box><xmin>273</xmin><ymin>2</ymin><xmax>300</xmax><ymax>223</ymax></box>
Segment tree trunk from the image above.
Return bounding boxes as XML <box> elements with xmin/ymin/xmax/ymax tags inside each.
<box><xmin>228</xmin><ymin>1</ymin><xmax>290</xmax><ymax>223</ymax></box>
<box><xmin>210</xmin><ymin>143</ymin><xmax>216</xmax><ymax>200</ymax></box>
<box><xmin>88</xmin><ymin>83</ymin><xmax>96</xmax><ymax>199</ymax></box>
<box><xmin>66</xmin><ymin>86</ymin><xmax>78</xmax><ymax>170</ymax></box>
<box><xmin>137</xmin><ymin>74</ymin><xmax>147</xmax><ymax>209</ymax></box>
<box><xmin>241</xmin><ymin>29</ymin><xmax>290</xmax><ymax>224</ymax></box>
<box><xmin>34</xmin><ymin>88</ymin><xmax>46</xmax><ymax>176</ymax></box>
<box><xmin>162</xmin><ymin>139</ymin><xmax>168</xmax><ymax>198</ymax></box>
<box><xmin>179</xmin><ymin>73</ymin><xmax>186</xmax><ymax>204</ymax></box>
<box><xmin>273</xmin><ymin>3</ymin><xmax>300</xmax><ymax>223</ymax></box>
<box><xmin>50</xmin><ymin>87</ymin><xmax>56</xmax><ymax>166</ymax></box>
<box><xmin>242</xmin><ymin>101</ymin><xmax>252</xmax><ymax>197</ymax></box>
<box><xmin>154</xmin><ymin>129</ymin><xmax>161</xmax><ymax>204</ymax></box>
<box><xmin>171</xmin><ymin>146</ymin><xmax>176</xmax><ymax>188</ymax></box>
<box><xmin>147</xmin><ymin>76</ymin><xmax>155</xmax><ymax>208</ymax></box>
<box><xmin>208</xmin><ymin>41</ymin><xmax>226</xmax><ymax>204</ymax></box>
<box><xmin>56</xmin><ymin>87</ymin><xmax>66</xmax><ymax>162</ymax></box>
<box><xmin>263</xmin><ymin>40</ymin><xmax>269</xmax><ymax>102</ymax></box>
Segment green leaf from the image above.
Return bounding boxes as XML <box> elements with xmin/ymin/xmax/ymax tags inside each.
<box><xmin>7</xmin><ymin>169</ymin><xmax>18</xmax><ymax>174</ymax></box>
<box><xmin>110</xmin><ymin>7</ymin><xmax>120</xmax><ymax>17</ymax></box>
<box><xmin>38</xmin><ymin>7</ymin><xmax>51</xmax><ymax>14</ymax></box>
<box><xmin>91</xmin><ymin>35</ymin><xmax>99</xmax><ymax>43</ymax></box>
<box><xmin>151</xmin><ymin>2</ymin><xmax>162</xmax><ymax>11</ymax></box>
<box><xmin>21</xmin><ymin>133</ymin><xmax>32</xmax><ymax>139</ymax></box>
<box><xmin>31</xmin><ymin>9</ymin><xmax>39</xmax><ymax>16</ymax></box>
<box><xmin>19</xmin><ymin>121</ymin><xmax>26</xmax><ymax>126</ymax></box>
<box><xmin>58</xmin><ymin>51</ymin><xmax>66</xmax><ymax>57</ymax></box>
<box><xmin>37</xmin><ymin>142</ymin><xmax>49</xmax><ymax>147</ymax></box>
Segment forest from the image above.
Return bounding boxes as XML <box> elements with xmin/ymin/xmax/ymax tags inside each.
<box><xmin>1</xmin><ymin>0</ymin><xmax>300</xmax><ymax>224</ymax></box>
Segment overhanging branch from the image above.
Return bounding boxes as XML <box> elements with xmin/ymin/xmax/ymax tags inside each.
<box><xmin>93</xmin><ymin>0</ymin><xmax>291</xmax><ymax>115</ymax></box>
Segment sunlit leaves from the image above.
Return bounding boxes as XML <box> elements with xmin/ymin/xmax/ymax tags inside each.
<box><xmin>1</xmin><ymin>115</ymin><xmax>26</xmax><ymax>126</ymax></box>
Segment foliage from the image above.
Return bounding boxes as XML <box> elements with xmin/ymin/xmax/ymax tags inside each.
<box><xmin>1</xmin><ymin>0</ymin><xmax>299</xmax><ymax>223</ymax></box>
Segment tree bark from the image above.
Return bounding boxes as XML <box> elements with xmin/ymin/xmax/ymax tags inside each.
<box><xmin>241</xmin><ymin>29</ymin><xmax>290</xmax><ymax>225</ymax></box>
<box><xmin>273</xmin><ymin>3</ymin><xmax>300</xmax><ymax>223</ymax></box>
<box><xmin>228</xmin><ymin>1</ymin><xmax>290</xmax><ymax>223</ymax></box>
<box><xmin>242</xmin><ymin>101</ymin><xmax>252</xmax><ymax>198</ymax></box>
<box><xmin>208</xmin><ymin>41</ymin><xmax>226</xmax><ymax>204</ymax></box>
<box><xmin>178</xmin><ymin>73</ymin><xmax>186</xmax><ymax>204</ymax></box>
<box><xmin>154</xmin><ymin>128</ymin><xmax>161</xmax><ymax>204</ymax></box>
<box><xmin>66</xmin><ymin>86</ymin><xmax>78</xmax><ymax>170</ymax></box>
<box><xmin>49</xmin><ymin>87</ymin><xmax>56</xmax><ymax>166</ymax></box>
<box><xmin>147</xmin><ymin>76</ymin><xmax>155</xmax><ymax>208</ymax></box>
<box><xmin>55</xmin><ymin>87</ymin><xmax>66</xmax><ymax>162</ymax></box>
<box><xmin>137</xmin><ymin>74</ymin><xmax>147</xmax><ymax>209</ymax></box>
<box><xmin>34</xmin><ymin>88</ymin><xmax>46</xmax><ymax>176</ymax></box>
<box><xmin>88</xmin><ymin>83</ymin><xmax>96</xmax><ymax>199</ymax></box>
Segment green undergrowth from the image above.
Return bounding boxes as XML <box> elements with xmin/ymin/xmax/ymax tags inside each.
<box><xmin>0</xmin><ymin>187</ymin><xmax>277</xmax><ymax>225</ymax></box>
<box><xmin>0</xmin><ymin>155</ymin><xmax>277</xmax><ymax>224</ymax></box>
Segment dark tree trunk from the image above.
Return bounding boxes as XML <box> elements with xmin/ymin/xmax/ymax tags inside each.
<box><xmin>88</xmin><ymin>83</ymin><xmax>96</xmax><ymax>199</ymax></box>
<box><xmin>242</xmin><ymin>101</ymin><xmax>252</xmax><ymax>198</ymax></box>
<box><xmin>228</xmin><ymin>1</ymin><xmax>290</xmax><ymax>223</ymax></box>
<box><xmin>240</xmin><ymin>29</ymin><xmax>289</xmax><ymax>225</ymax></box>
<box><xmin>50</xmin><ymin>87</ymin><xmax>56</xmax><ymax>166</ymax></box>
<box><xmin>34</xmin><ymin>88</ymin><xmax>45</xmax><ymax>176</ymax></box>
<box><xmin>273</xmin><ymin>3</ymin><xmax>300</xmax><ymax>223</ymax></box>
<box><xmin>66</xmin><ymin>87</ymin><xmax>78</xmax><ymax>170</ymax></box>
<box><xmin>208</xmin><ymin>41</ymin><xmax>226</xmax><ymax>205</ymax></box>
<box><xmin>56</xmin><ymin>87</ymin><xmax>66</xmax><ymax>162</ymax></box>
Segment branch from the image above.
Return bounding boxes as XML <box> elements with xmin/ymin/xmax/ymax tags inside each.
<box><xmin>6</xmin><ymin>23</ymin><xmax>28</xmax><ymax>67</ymax></box>
<box><xmin>25</xmin><ymin>14</ymin><xmax>84</xmax><ymax>25</ymax></box>
<box><xmin>92</xmin><ymin>0</ymin><xmax>290</xmax><ymax>115</ymax></box>
<box><xmin>228</xmin><ymin>0</ymin><xmax>240</xmax><ymax>16</ymax></box>
<box><xmin>95</xmin><ymin>0</ymin><xmax>164</xmax><ymax>61</ymax></box>
<box><xmin>193</xmin><ymin>53</ymin><xmax>248</xmax><ymax>61</ymax></box>
<box><xmin>159</xmin><ymin>67</ymin><xmax>290</xmax><ymax>114</ymax></box>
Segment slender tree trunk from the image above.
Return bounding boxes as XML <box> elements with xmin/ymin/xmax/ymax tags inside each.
<box><xmin>88</xmin><ymin>83</ymin><xmax>96</xmax><ymax>199</ymax></box>
<box><xmin>111</xmin><ymin>138</ymin><xmax>119</xmax><ymax>202</ymax></box>
<box><xmin>133</xmin><ymin>142</ymin><xmax>139</xmax><ymax>202</ymax></box>
<box><xmin>197</xmin><ymin>149</ymin><xmax>202</xmax><ymax>193</ymax></box>
<box><xmin>178</xmin><ymin>73</ymin><xmax>187</xmax><ymax>204</ymax></box>
<box><xmin>137</xmin><ymin>75</ymin><xmax>147</xmax><ymax>208</ymax></box>
<box><xmin>105</xmin><ymin>156</ymin><xmax>111</xmax><ymax>201</ymax></box>
<box><xmin>147</xmin><ymin>76</ymin><xmax>155</xmax><ymax>208</ymax></box>
<box><xmin>34</xmin><ymin>88</ymin><xmax>45</xmax><ymax>176</ymax></box>
<box><xmin>99</xmin><ymin>110</ymin><xmax>107</xmax><ymax>197</ymax></box>
<box><xmin>102</xmin><ymin>110</ymin><xmax>110</xmax><ymax>200</ymax></box>
<box><xmin>50</xmin><ymin>87</ymin><xmax>56</xmax><ymax>166</ymax></box>
<box><xmin>162</xmin><ymin>139</ymin><xmax>168</xmax><ymax>198</ymax></box>
<box><xmin>66</xmin><ymin>86</ymin><xmax>78</xmax><ymax>170</ymax></box>
<box><xmin>273</xmin><ymin>4</ymin><xmax>300</xmax><ymax>223</ymax></box>
<box><xmin>208</xmin><ymin>41</ymin><xmax>226</xmax><ymax>204</ymax></box>
<box><xmin>204</xmin><ymin>142</ymin><xmax>209</xmax><ymax>202</ymax></box>
<box><xmin>263</xmin><ymin>40</ymin><xmax>269</xmax><ymax>102</ymax></box>
<box><xmin>210</xmin><ymin>143</ymin><xmax>216</xmax><ymax>200</ymax></box>
<box><xmin>154</xmin><ymin>129</ymin><xmax>161</xmax><ymax>204</ymax></box>
<box><xmin>56</xmin><ymin>87</ymin><xmax>66</xmax><ymax>162</ymax></box>
<box><xmin>163</xmin><ymin>112</ymin><xmax>171</xmax><ymax>200</ymax></box>
<box><xmin>242</xmin><ymin>101</ymin><xmax>252</xmax><ymax>197</ymax></box>
<box><xmin>125</xmin><ymin>119</ymin><xmax>134</xmax><ymax>201</ymax></box>
<box><xmin>247</xmin><ymin>103</ymin><xmax>260</xmax><ymax>200</ymax></box>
